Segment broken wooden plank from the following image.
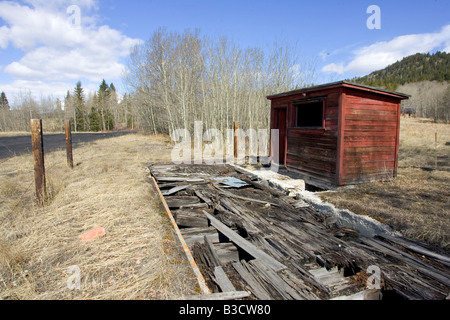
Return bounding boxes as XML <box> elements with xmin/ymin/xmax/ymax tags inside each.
<box><xmin>215</xmin><ymin>243</ymin><xmax>240</xmax><ymax>264</ymax></box>
<box><xmin>239</xmin><ymin>176</ymin><xmax>284</xmax><ymax>198</ymax></box>
<box><xmin>376</xmin><ymin>263</ymin><xmax>447</xmax><ymax>300</ymax></box>
<box><xmin>239</xmin><ymin>260</ymin><xmax>284</xmax><ymax>299</ymax></box>
<box><xmin>214</xmin><ymin>266</ymin><xmax>236</xmax><ymax>292</ymax></box>
<box><xmin>156</xmin><ymin>177</ymin><xmax>205</xmax><ymax>183</ymax></box>
<box><xmin>185</xmin><ymin>291</ymin><xmax>250</xmax><ymax>300</ymax></box>
<box><xmin>203</xmin><ymin>235</ymin><xmax>237</xmax><ymax>292</ymax></box>
<box><xmin>203</xmin><ymin>211</ymin><xmax>287</xmax><ymax>272</ymax></box>
<box><xmin>232</xmin><ymin>261</ymin><xmax>272</xmax><ymax>300</ymax></box>
<box><xmin>250</xmin><ymin>259</ymin><xmax>304</xmax><ymax>300</ymax></box>
<box><xmin>219</xmin><ymin>198</ymin><xmax>241</xmax><ymax>216</ymax></box>
<box><xmin>378</xmin><ymin>234</ymin><xmax>450</xmax><ymax>267</ymax></box>
<box><xmin>174</xmin><ymin>209</ymin><xmax>209</xmax><ymax>228</ymax></box>
<box><xmin>215</xmin><ymin>202</ymin><xmax>262</xmax><ymax>236</ymax></box>
<box><xmin>251</xmin><ymin>235</ymin><xmax>290</xmax><ymax>261</ymax></box>
<box><xmin>204</xmin><ymin>236</ymin><xmax>222</xmax><ymax>267</ymax></box>
<box><xmin>309</xmin><ymin>267</ymin><xmax>344</xmax><ymax>285</ymax></box>
<box><xmin>331</xmin><ymin>289</ymin><xmax>382</xmax><ymax>300</ymax></box>
<box><xmin>161</xmin><ymin>185</ymin><xmax>189</xmax><ymax>196</ymax></box>
<box><xmin>373</xmin><ymin>238</ymin><xmax>450</xmax><ymax>287</ymax></box>
<box><xmin>180</xmin><ymin>203</ymin><xmax>209</xmax><ymax>209</ymax></box>
<box><xmin>181</xmin><ymin>226</ymin><xmax>220</xmax><ymax>248</ymax></box>
<box><xmin>165</xmin><ymin>196</ymin><xmax>200</xmax><ymax>209</ymax></box>
<box><xmin>360</xmin><ymin>238</ymin><xmax>450</xmax><ymax>288</ymax></box>
<box><xmin>216</xmin><ymin>186</ymin><xmax>280</xmax><ymax>207</ymax></box>
<box><xmin>150</xmin><ymin>164</ymin><xmax>176</xmax><ymax>170</ymax></box>
<box><xmin>293</xmin><ymin>200</ymin><xmax>310</xmax><ymax>208</ymax></box>
<box><xmin>308</xmin><ymin>266</ymin><xmax>359</xmax><ymax>295</ymax></box>
<box><xmin>193</xmin><ymin>189</ymin><xmax>213</xmax><ymax>206</ymax></box>
<box><xmin>278</xmin><ymin>268</ymin><xmax>321</xmax><ymax>300</ymax></box>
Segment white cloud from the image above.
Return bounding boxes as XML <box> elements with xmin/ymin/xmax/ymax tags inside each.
<box><xmin>22</xmin><ymin>0</ymin><xmax>97</xmax><ymax>10</ymax></box>
<box><xmin>322</xmin><ymin>24</ymin><xmax>450</xmax><ymax>75</ymax></box>
<box><xmin>318</xmin><ymin>50</ymin><xmax>328</xmax><ymax>61</ymax></box>
<box><xmin>321</xmin><ymin>62</ymin><xmax>344</xmax><ymax>75</ymax></box>
<box><xmin>0</xmin><ymin>79</ymin><xmax>94</xmax><ymax>102</ymax></box>
<box><xmin>3</xmin><ymin>26</ymin><xmax>140</xmax><ymax>82</ymax></box>
<box><xmin>0</xmin><ymin>0</ymin><xmax>142</xmax><ymax>97</ymax></box>
<box><xmin>0</xmin><ymin>1</ymin><xmax>79</xmax><ymax>51</ymax></box>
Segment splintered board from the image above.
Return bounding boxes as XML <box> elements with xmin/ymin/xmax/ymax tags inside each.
<box><xmin>150</xmin><ymin>163</ymin><xmax>450</xmax><ymax>300</ymax></box>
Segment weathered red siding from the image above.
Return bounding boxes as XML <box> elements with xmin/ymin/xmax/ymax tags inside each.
<box><xmin>340</xmin><ymin>89</ymin><xmax>401</xmax><ymax>184</ymax></box>
<box><xmin>285</xmin><ymin>89</ymin><xmax>339</xmax><ymax>185</ymax></box>
<box><xmin>268</xmin><ymin>81</ymin><xmax>408</xmax><ymax>187</ymax></box>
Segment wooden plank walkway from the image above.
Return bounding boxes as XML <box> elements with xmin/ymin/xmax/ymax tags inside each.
<box><xmin>150</xmin><ymin>163</ymin><xmax>450</xmax><ymax>300</ymax></box>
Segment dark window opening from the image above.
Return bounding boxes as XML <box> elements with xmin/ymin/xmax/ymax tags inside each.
<box><xmin>295</xmin><ymin>101</ymin><xmax>324</xmax><ymax>128</ymax></box>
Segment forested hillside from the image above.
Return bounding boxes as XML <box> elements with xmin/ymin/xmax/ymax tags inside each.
<box><xmin>351</xmin><ymin>51</ymin><xmax>449</xmax><ymax>122</ymax></box>
<box><xmin>351</xmin><ymin>51</ymin><xmax>450</xmax><ymax>91</ymax></box>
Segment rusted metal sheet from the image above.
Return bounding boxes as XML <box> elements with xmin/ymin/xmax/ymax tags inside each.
<box><xmin>212</xmin><ymin>177</ymin><xmax>248</xmax><ymax>188</ymax></box>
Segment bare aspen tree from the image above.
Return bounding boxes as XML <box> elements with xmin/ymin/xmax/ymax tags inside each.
<box><xmin>124</xmin><ymin>28</ymin><xmax>318</xmax><ymax>135</ymax></box>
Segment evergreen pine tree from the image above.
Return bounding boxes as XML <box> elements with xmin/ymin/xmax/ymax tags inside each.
<box><xmin>64</xmin><ymin>90</ymin><xmax>76</xmax><ymax>131</ymax></box>
<box><xmin>0</xmin><ymin>92</ymin><xmax>10</xmax><ymax>110</ymax></box>
<box><xmin>97</xmin><ymin>79</ymin><xmax>110</xmax><ymax>131</ymax></box>
<box><xmin>89</xmin><ymin>106</ymin><xmax>101</xmax><ymax>131</ymax></box>
<box><xmin>74</xmin><ymin>81</ymin><xmax>86</xmax><ymax>131</ymax></box>
<box><xmin>108</xmin><ymin>83</ymin><xmax>118</xmax><ymax>130</ymax></box>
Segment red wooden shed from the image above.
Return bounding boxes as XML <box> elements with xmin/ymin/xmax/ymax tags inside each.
<box><xmin>267</xmin><ymin>81</ymin><xmax>409</xmax><ymax>187</ymax></box>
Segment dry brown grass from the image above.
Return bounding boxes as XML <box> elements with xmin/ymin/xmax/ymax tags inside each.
<box><xmin>0</xmin><ymin>133</ymin><xmax>197</xmax><ymax>300</ymax></box>
<box><xmin>398</xmin><ymin>118</ymin><xmax>450</xmax><ymax>169</ymax></box>
<box><xmin>0</xmin><ymin>132</ymin><xmax>31</xmax><ymax>138</ymax></box>
<box><xmin>2</xmin><ymin>118</ymin><xmax>447</xmax><ymax>300</ymax></box>
<box><xmin>319</xmin><ymin>118</ymin><xmax>450</xmax><ymax>249</ymax></box>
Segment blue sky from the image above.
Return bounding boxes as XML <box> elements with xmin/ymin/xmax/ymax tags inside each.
<box><xmin>0</xmin><ymin>0</ymin><xmax>449</xmax><ymax>104</ymax></box>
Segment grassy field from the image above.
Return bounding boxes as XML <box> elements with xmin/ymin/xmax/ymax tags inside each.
<box><xmin>1</xmin><ymin>117</ymin><xmax>448</xmax><ymax>300</ymax></box>
<box><xmin>319</xmin><ymin>117</ymin><xmax>449</xmax><ymax>249</ymax></box>
<box><xmin>0</xmin><ymin>131</ymin><xmax>32</xmax><ymax>138</ymax></box>
<box><xmin>0</xmin><ymin>133</ymin><xmax>197</xmax><ymax>299</ymax></box>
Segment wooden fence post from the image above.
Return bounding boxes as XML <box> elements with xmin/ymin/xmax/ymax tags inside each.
<box><xmin>233</xmin><ymin>121</ymin><xmax>239</xmax><ymax>162</ymax></box>
<box><xmin>30</xmin><ymin>119</ymin><xmax>46</xmax><ymax>206</ymax></box>
<box><xmin>65</xmin><ymin>120</ymin><xmax>73</xmax><ymax>169</ymax></box>
<box><xmin>435</xmin><ymin>131</ymin><xmax>438</xmax><ymax>169</ymax></box>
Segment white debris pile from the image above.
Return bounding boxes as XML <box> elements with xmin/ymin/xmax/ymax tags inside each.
<box><xmin>235</xmin><ymin>164</ymin><xmax>399</xmax><ymax>238</ymax></box>
<box><xmin>299</xmin><ymin>190</ymin><xmax>400</xmax><ymax>238</ymax></box>
<box><xmin>233</xmin><ymin>165</ymin><xmax>306</xmax><ymax>195</ymax></box>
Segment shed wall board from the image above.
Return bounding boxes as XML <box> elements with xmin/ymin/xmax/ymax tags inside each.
<box><xmin>268</xmin><ymin>82</ymin><xmax>408</xmax><ymax>187</ymax></box>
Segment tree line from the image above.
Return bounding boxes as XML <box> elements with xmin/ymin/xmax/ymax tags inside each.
<box><xmin>2</xmin><ymin>36</ymin><xmax>448</xmax><ymax>134</ymax></box>
<box><xmin>1</xmin><ymin>28</ymin><xmax>316</xmax><ymax>134</ymax></box>
<box><xmin>124</xmin><ymin>28</ymin><xmax>316</xmax><ymax>135</ymax></box>
<box><xmin>0</xmin><ymin>80</ymin><xmax>135</xmax><ymax>132</ymax></box>
<box><xmin>398</xmin><ymin>81</ymin><xmax>450</xmax><ymax>123</ymax></box>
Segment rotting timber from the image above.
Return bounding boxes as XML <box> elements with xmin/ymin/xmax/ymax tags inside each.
<box><xmin>149</xmin><ymin>163</ymin><xmax>450</xmax><ymax>300</ymax></box>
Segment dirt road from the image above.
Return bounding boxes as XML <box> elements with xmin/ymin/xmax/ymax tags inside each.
<box><xmin>0</xmin><ymin>131</ymin><xmax>137</xmax><ymax>160</ymax></box>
